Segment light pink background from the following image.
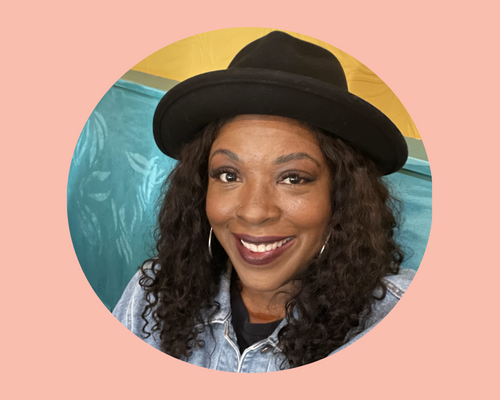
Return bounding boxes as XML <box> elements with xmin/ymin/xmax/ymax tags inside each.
<box><xmin>3</xmin><ymin>1</ymin><xmax>498</xmax><ymax>398</ymax></box>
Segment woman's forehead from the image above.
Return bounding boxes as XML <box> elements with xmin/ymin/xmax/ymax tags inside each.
<box><xmin>211</xmin><ymin>115</ymin><xmax>322</xmax><ymax>159</ymax></box>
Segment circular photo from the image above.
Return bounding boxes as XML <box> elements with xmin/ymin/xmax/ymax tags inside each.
<box><xmin>67</xmin><ymin>28</ymin><xmax>432</xmax><ymax>372</ymax></box>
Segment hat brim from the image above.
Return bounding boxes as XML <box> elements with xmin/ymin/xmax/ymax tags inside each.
<box><xmin>153</xmin><ymin>68</ymin><xmax>408</xmax><ymax>175</ymax></box>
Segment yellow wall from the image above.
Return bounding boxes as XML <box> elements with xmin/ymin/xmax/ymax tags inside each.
<box><xmin>132</xmin><ymin>28</ymin><xmax>420</xmax><ymax>139</ymax></box>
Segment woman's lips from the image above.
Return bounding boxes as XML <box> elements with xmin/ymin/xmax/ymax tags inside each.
<box><xmin>232</xmin><ymin>233</ymin><xmax>295</xmax><ymax>266</ymax></box>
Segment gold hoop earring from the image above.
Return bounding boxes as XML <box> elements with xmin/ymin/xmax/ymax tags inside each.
<box><xmin>319</xmin><ymin>232</ymin><xmax>331</xmax><ymax>257</ymax></box>
<box><xmin>208</xmin><ymin>227</ymin><xmax>213</xmax><ymax>259</ymax></box>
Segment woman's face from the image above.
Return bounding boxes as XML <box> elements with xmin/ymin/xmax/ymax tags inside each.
<box><xmin>206</xmin><ymin>115</ymin><xmax>331</xmax><ymax>294</ymax></box>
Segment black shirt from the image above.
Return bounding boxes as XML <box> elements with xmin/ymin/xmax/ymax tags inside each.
<box><xmin>230</xmin><ymin>278</ymin><xmax>283</xmax><ymax>353</ymax></box>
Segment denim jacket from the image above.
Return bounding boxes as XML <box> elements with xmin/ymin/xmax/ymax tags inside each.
<box><xmin>112</xmin><ymin>266</ymin><xmax>415</xmax><ymax>372</ymax></box>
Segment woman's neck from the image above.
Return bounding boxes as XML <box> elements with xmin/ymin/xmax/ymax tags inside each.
<box><xmin>239</xmin><ymin>284</ymin><xmax>292</xmax><ymax>323</ymax></box>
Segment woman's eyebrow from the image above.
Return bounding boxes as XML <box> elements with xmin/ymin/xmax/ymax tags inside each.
<box><xmin>210</xmin><ymin>149</ymin><xmax>243</xmax><ymax>163</ymax></box>
<box><xmin>273</xmin><ymin>152</ymin><xmax>320</xmax><ymax>167</ymax></box>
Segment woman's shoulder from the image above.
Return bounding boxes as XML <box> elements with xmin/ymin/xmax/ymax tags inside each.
<box><xmin>112</xmin><ymin>261</ymin><xmax>156</xmax><ymax>331</ymax></box>
<box><xmin>370</xmin><ymin>268</ymin><xmax>416</xmax><ymax>321</ymax></box>
<box><xmin>381</xmin><ymin>268</ymin><xmax>416</xmax><ymax>300</ymax></box>
<box><xmin>329</xmin><ymin>268</ymin><xmax>416</xmax><ymax>356</ymax></box>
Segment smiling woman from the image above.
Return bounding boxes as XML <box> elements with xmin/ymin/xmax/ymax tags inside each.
<box><xmin>207</xmin><ymin>116</ymin><xmax>331</xmax><ymax>283</ymax></box>
<box><xmin>208</xmin><ymin>116</ymin><xmax>332</xmax><ymax>326</ymax></box>
<box><xmin>112</xmin><ymin>31</ymin><xmax>415</xmax><ymax>372</ymax></box>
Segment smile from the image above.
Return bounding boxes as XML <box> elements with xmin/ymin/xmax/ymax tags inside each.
<box><xmin>233</xmin><ymin>234</ymin><xmax>295</xmax><ymax>266</ymax></box>
<box><xmin>240</xmin><ymin>237</ymin><xmax>293</xmax><ymax>253</ymax></box>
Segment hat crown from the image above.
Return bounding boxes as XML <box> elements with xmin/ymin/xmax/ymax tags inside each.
<box><xmin>153</xmin><ymin>31</ymin><xmax>408</xmax><ymax>174</ymax></box>
<box><xmin>228</xmin><ymin>31</ymin><xmax>348</xmax><ymax>91</ymax></box>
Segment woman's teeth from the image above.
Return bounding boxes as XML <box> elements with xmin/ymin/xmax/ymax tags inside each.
<box><xmin>240</xmin><ymin>238</ymin><xmax>291</xmax><ymax>253</ymax></box>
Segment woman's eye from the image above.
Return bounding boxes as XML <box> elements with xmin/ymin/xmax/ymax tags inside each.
<box><xmin>220</xmin><ymin>172</ymin><xmax>238</xmax><ymax>183</ymax></box>
<box><xmin>281</xmin><ymin>175</ymin><xmax>304</xmax><ymax>185</ymax></box>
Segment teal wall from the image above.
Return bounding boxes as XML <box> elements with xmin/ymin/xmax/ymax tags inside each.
<box><xmin>68</xmin><ymin>79</ymin><xmax>176</xmax><ymax>310</ymax></box>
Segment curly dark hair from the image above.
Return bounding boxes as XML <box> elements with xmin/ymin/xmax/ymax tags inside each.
<box><xmin>138</xmin><ymin>117</ymin><xmax>404</xmax><ymax>368</ymax></box>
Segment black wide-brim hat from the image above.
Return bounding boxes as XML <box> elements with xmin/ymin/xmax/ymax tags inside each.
<box><xmin>153</xmin><ymin>31</ymin><xmax>408</xmax><ymax>175</ymax></box>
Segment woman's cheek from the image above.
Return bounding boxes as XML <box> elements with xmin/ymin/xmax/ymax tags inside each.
<box><xmin>206</xmin><ymin>187</ymin><xmax>235</xmax><ymax>225</ymax></box>
<box><xmin>282</xmin><ymin>194</ymin><xmax>330</xmax><ymax>228</ymax></box>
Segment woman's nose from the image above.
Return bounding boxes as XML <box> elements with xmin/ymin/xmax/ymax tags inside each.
<box><xmin>236</xmin><ymin>181</ymin><xmax>280</xmax><ymax>225</ymax></box>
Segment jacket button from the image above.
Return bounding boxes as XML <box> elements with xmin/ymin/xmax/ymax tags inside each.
<box><xmin>261</xmin><ymin>347</ymin><xmax>269</xmax><ymax>354</ymax></box>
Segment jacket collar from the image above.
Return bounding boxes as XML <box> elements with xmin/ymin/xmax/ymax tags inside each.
<box><xmin>208</xmin><ymin>267</ymin><xmax>233</xmax><ymax>323</ymax></box>
<box><xmin>207</xmin><ymin>265</ymin><xmax>290</xmax><ymax>349</ymax></box>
